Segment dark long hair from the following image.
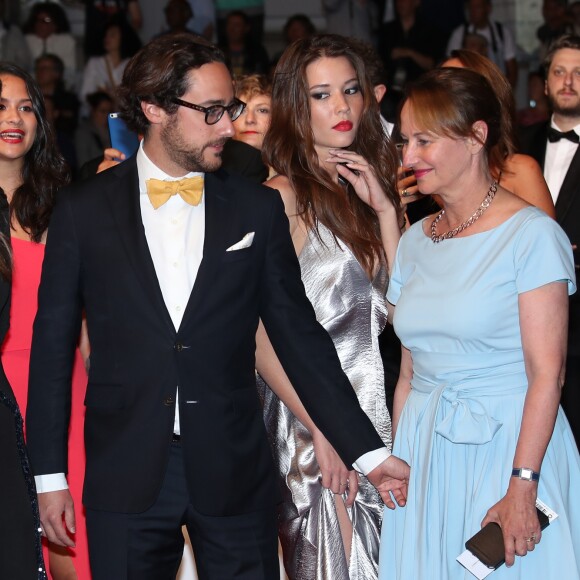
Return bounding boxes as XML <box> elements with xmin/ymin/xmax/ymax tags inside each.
<box><xmin>104</xmin><ymin>15</ymin><xmax>142</xmax><ymax>60</ymax></box>
<box><xmin>23</xmin><ymin>2</ymin><xmax>71</xmax><ymax>34</ymax></box>
<box><xmin>0</xmin><ymin>63</ymin><xmax>70</xmax><ymax>245</ymax></box>
<box><xmin>0</xmin><ymin>193</ymin><xmax>10</xmax><ymax>282</ymax></box>
<box><xmin>263</xmin><ymin>34</ymin><xmax>400</xmax><ymax>276</ymax></box>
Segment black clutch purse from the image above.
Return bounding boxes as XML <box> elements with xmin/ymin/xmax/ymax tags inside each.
<box><xmin>465</xmin><ymin>508</ymin><xmax>550</xmax><ymax>569</ymax></box>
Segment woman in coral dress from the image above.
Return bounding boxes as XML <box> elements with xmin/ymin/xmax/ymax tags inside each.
<box><xmin>0</xmin><ymin>63</ymin><xmax>89</xmax><ymax>580</ymax></box>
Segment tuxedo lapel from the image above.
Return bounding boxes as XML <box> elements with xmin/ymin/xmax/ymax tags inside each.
<box><xmin>531</xmin><ymin>124</ymin><xmax>548</xmax><ymax>169</ymax></box>
<box><xmin>179</xmin><ymin>171</ymin><xmax>233</xmax><ymax>331</ymax></box>
<box><xmin>556</xmin><ymin>145</ymin><xmax>580</xmax><ymax>223</ymax></box>
<box><xmin>104</xmin><ymin>159</ymin><xmax>176</xmax><ymax>335</ymax></box>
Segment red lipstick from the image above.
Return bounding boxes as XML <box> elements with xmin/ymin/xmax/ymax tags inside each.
<box><xmin>333</xmin><ymin>121</ymin><xmax>353</xmax><ymax>131</ymax></box>
<box><xmin>0</xmin><ymin>129</ymin><xmax>24</xmax><ymax>143</ymax></box>
<box><xmin>413</xmin><ymin>169</ymin><xmax>430</xmax><ymax>179</ymax></box>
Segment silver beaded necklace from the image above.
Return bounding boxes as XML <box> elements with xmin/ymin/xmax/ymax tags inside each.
<box><xmin>430</xmin><ymin>181</ymin><xmax>498</xmax><ymax>243</ymax></box>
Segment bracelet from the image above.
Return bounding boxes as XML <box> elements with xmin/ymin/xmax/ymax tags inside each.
<box><xmin>511</xmin><ymin>467</ymin><xmax>540</xmax><ymax>482</ymax></box>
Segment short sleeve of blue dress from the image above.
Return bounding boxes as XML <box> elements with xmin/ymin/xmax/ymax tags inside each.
<box><xmin>513</xmin><ymin>209</ymin><xmax>576</xmax><ymax>295</ymax></box>
<box><xmin>386</xmin><ymin>238</ymin><xmax>405</xmax><ymax>306</ymax></box>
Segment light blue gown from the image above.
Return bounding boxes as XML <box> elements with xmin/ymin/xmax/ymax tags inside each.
<box><xmin>379</xmin><ymin>207</ymin><xmax>580</xmax><ymax>579</ymax></box>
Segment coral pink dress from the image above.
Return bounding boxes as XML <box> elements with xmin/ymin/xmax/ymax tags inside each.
<box><xmin>1</xmin><ymin>237</ymin><xmax>90</xmax><ymax>580</ymax></box>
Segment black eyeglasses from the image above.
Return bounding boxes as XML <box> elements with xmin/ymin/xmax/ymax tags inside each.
<box><xmin>172</xmin><ymin>97</ymin><xmax>246</xmax><ymax>125</ymax></box>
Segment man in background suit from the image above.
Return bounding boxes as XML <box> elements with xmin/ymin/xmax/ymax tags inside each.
<box><xmin>520</xmin><ymin>34</ymin><xmax>580</xmax><ymax>447</ymax></box>
<box><xmin>26</xmin><ymin>34</ymin><xmax>409</xmax><ymax>579</ymax></box>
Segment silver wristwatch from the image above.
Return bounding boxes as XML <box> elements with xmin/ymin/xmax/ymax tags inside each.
<box><xmin>511</xmin><ymin>467</ymin><xmax>540</xmax><ymax>482</ymax></box>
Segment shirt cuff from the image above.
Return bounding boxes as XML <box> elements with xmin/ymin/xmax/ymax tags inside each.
<box><xmin>353</xmin><ymin>447</ymin><xmax>391</xmax><ymax>475</ymax></box>
<box><xmin>35</xmin><ymin>473</ymin><xmax>68</xmax><ymax>493</ymax></box>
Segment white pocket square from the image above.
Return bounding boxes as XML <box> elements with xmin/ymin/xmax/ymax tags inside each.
<box><xmin>226</xmin><ymin>232</ymin><xmax>255</xmax><ymax>252</ymax></box>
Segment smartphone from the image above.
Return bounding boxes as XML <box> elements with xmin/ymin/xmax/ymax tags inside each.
<box><xmin>337</xmin><ymin>161</ymin><xmax>360</xmax><ymax>186</ymax></box>
<box><xmin>465</xmin><ymin>508</ymin><xmax>550</xmax><ymax>569</ymax></box>
<box><xmin>108</xmin><ymin>113</ymin><xmax>139</xmax><ymax>159</ymax></box>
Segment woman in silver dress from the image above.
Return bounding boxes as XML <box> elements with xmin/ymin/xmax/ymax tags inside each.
<box><xmin>255</xmin><ymin>34</ymin><xmax>402</xmax><ymax>579</ymax></box>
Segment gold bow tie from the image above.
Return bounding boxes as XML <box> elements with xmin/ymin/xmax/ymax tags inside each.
<box><xmin>146</xmin><ymin>176</ymin><xmax>204</xmax><ymax>209</ymax></box>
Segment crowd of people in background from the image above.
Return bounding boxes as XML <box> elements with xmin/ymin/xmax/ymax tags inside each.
<box><xmin>0</xmin><ymin>1</ymin><xmax>579</xmax><ymax>580</ymax></box>
<box><xmin>0</xmin><ymin>0</ymin><xmax>578</xmax><ymax>179</ymax></box>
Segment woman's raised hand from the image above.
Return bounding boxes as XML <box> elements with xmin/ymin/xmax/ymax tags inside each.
<box><xmin>327</xmin><ymin>149</ymin><xmax>397</xmax><ymax>215</ymax></box>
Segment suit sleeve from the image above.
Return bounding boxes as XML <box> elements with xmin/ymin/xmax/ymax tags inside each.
<box><xmin>26</xmin><ymin>190</ymin><xmax>83</xmax><ymax>476</ymax></box>
<box><xmin>259</xmin><ymin>194</ymin><xmax>385</xmax><ymax>467</ymax></box>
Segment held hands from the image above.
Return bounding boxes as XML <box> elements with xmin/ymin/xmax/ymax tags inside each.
<box><xmin>312</xmin><ymin>429</ymin><xmax>359</xmax><ymax>506</ymax></box>
<box><xmin>481</xmin><ymin>482</ymin><xmax>541</xmax><ymax>567</ymax></box>
<box><xmin>327</xmin><ymin>149</ymin><xmax>397</xmax><ymax>215</ymax></box>
<box><xmin>38</xmin><ymin>489</ymin><xmax>76</xmax><ymax>548</ymax></box>
<box><xmin>366</xmin><ymin>455</ymin><xmax>410</xmax><ymax>509</ymax></box>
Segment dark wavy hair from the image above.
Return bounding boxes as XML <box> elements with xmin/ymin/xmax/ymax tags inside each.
<box><xmin>400</xmin><ymin>67</ymin><xmax>501</xmax><ymax>163</ymax></box>
<box><xmin>23</xmin><ymin>2</ymin><xmax>71</xmax><ymax>34</ymax></box>
<box><xmin>118</xmin><ymin>33</ymin><xmax>226</xmax><ymax>136</ymax></box>
<box><xmin>446</xmin><ymin>49</ymin><xmax>514</xmax><ymax>179</ymax></box>
<box><xmin>0</xmin><ymin>194</ymin><xmax>10</xmax><ymax>281</ymax></box>
<box><xmin>283</xmin><ymin>14</ymin><xmax>316</xmax><ymax>44</ymax></box>
<box><xmin>103</xmin><ymin>15</ymin><xmax>142</xmax><ymax>60</ymax></box>
<box><xmin>0</xmin><ymin>63</ymin><xmax>70</xmax><ymax>245</ymax></box>
<box><xmin>263</xmin><ymin>34</ymin><xmax>400</xmax><ymax>276</ymax></box>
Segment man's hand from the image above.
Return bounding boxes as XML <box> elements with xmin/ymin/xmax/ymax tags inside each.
<box><xmin>366</xmin><ymin>455</ymin><xmax>410</xmax><ymax>509</ymax></box>
<box><xmin>38</xmin><ymin>490</ymin><xmax>76</xmax><ymax>547</ymax></box>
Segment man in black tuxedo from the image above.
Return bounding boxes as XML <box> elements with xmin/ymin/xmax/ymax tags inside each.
<box><xmin>26</xmin><ymin>34</ymin><xmax>409</xmax><ymax>579</ymax></box>
<box><xmin>519</xmin><ymin>34</ymin><xmax>580</xmax><ymax>446</ymax></box>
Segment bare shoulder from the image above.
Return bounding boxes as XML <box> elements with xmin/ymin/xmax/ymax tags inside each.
<box><xmin>264</xmin><ymin>173</ymin><xmax>291</xmax><ymax>195</ymax></box>
<box><xmin>502</xmin><ymin>154</ymin><xmax>555</xmax><ymax>217</ymax></box>
<box><xmin>505</xmin><ymin>153</ymin><xmax>542</xmax><ymax>175</ymax></box>
<box><xmin>264</xmin><ymin>174</ymin><xmax>297</xmax><ymax>217</ymax></box>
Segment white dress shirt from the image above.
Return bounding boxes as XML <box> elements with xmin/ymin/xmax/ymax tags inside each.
<box><xmin>137</xmin><ymin>142</ymin><xmax>206</xmax><ymax>436</ymax></box>
<box><xmin>544</xmin><ymin>118</ymin><xmax>580</xmax><ymax>204</ymax></box>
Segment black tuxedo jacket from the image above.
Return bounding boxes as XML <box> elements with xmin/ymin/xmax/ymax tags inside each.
<box><xmin>26</xmin><ymin>157</ymin><xmax>384</xmax><ymax>516</ymax></box>
<box><xmin>519</xmin><ymin>121</ymin><xmax>580</xmax><ymax>354</ymax></box>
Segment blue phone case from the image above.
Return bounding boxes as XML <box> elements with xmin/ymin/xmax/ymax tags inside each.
<box><xmin>108</xmin><ymin>113</ymin><xmax>139</xmax><ymax>158</ymax></box>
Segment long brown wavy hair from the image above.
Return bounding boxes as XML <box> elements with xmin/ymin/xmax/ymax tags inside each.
<box><xmin>262</xmin><ymin>34</ymin><xmax>400</xmax><ymax>276</ymax></box>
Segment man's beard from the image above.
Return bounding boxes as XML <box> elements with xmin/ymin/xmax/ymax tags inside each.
<box><xmin>548</xmin><ymin>88</ymin><xmax>580</xmax><ymax>118</ymax></box>
<box><xmin>161</xmin><ymin>121</ymin><xmax>229</xmax><ymax>173</ymax></box>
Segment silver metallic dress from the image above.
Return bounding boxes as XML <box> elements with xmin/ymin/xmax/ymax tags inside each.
<box><xmin>257</xmin><ymin>223</ymin><xmax>392</xmax><ymax>580</ymax></box>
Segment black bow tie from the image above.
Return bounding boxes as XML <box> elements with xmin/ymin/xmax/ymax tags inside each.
<box><xmin>548</xmin><ymin>127</ymin><xmax>580</xmax><ymax>143</ymax></box>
